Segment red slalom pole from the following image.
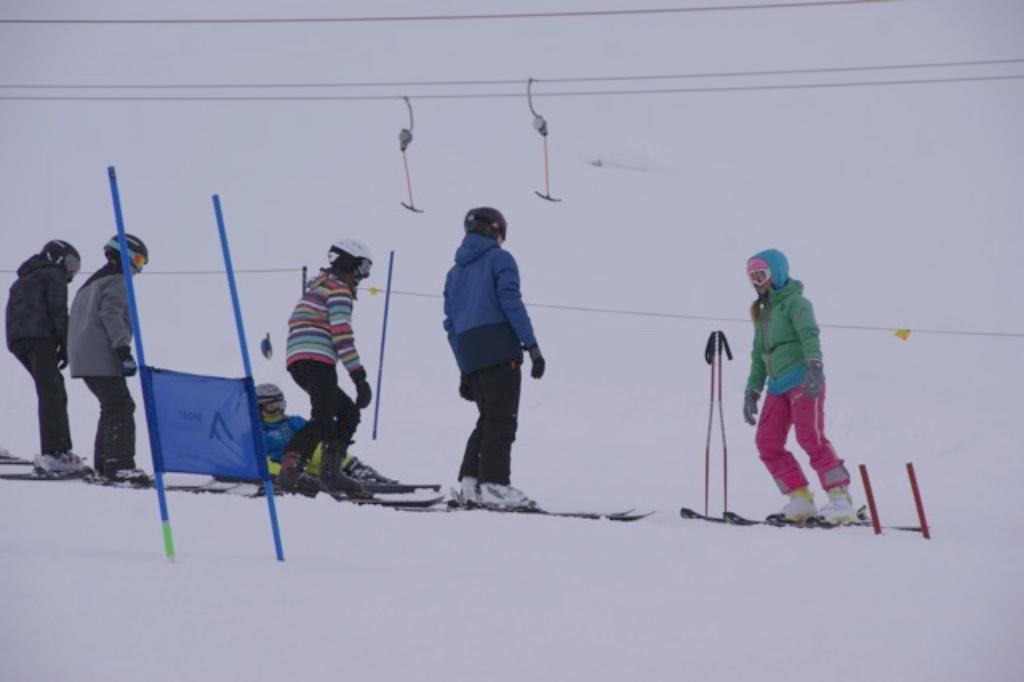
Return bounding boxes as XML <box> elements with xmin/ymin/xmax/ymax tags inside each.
<box><xmin>906</xmin><ymin>462</ymin><xmax>931</xmax><ymax>539</ymax></box>
<box><xmin>858</xmin><ymin>464</ymin><xmax>882</xmax><ymax>535</ymax></box>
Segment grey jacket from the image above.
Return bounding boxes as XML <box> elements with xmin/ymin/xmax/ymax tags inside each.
<box><xmin>69</xmin><ymin>264</ymin><xmax>132</xmax><ymax>377</ymax></box>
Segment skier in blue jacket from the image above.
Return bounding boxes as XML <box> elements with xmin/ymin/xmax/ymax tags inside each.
<box><xmin>443</xmin><ymin>207</ymin><xmax>545</xmax><ymax>509</ymax></box>
<box><xmin>255</xmin><ymin>383</ymin><xmax>395</xmax><ymax>484</ymax></box>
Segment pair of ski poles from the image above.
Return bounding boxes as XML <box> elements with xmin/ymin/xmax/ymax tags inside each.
<box><xmin>703</xmin><ymin>330</ymin><xmax>732</xmax><ymax>517</ymax></box>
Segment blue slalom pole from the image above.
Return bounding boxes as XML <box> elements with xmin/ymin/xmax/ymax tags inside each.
<box><xmin>107</xmin><ymin>166</ymin><xmax>177</xmax><ymax>562</ymax></box>
<box><xmin>213</xmin><ymin>194</ymin><xmax>285</xmax><ymax>562</ymax></box>
<box><xmin>372</xmin><ymin>250</ymin><xmax>395</xmax><ymax>440</ymax></box>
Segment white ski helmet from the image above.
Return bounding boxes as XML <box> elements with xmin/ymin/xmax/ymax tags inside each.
<box><xmin>328</xmin><ymin>239</ymin><xmax>373</xmax><ymax>281</ymax></box>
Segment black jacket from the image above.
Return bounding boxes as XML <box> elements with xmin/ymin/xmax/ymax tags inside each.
<box><xmin>5</xmin><ymin>255</ymin><xmax>70</xmax><ymax>350</ymax></box>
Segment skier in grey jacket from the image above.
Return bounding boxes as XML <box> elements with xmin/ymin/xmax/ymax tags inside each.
<box><xmin>69</xmin><ymin>234</ymin><xmax>148</xmax><ymax>482</ymax></box>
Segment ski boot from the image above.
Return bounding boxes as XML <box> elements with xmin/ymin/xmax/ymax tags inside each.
<box><xmin>342</xmin><ymin>454</ymin><xmax>398</xmax><ymax>485</ymax></box>
<box><xmin>478</xmin><ymin>482</ymin><xmax>537</xmax><ymax>510</ymax></box>
<box><xmin>277</xmin><ymin>451</ymin><xmax>320</xmax><ymax>497</ymax></box>
<box><xmin>778</xmin><ymin>486</ymin><xmax>818</xmax><ymax>523</ymax></box>
<box><xmin>319</xmin><ymin>444</ymin><xmax>368</xmax><ymax>497</ymax></box>
<box><xmin>820</xmin><ymin>486</ymin><xmax>857</xmax><ymax>525</ymax></box>
<box><xmin>33</xmin><ymin>452</ymin><xmax>88</xmax><ymax>477</ymax></box>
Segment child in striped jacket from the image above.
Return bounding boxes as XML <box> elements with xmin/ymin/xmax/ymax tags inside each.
<box><xmin>277</xmin><ymin>239</ymin><xmax>374</xmax><ymax>495</ymax></box>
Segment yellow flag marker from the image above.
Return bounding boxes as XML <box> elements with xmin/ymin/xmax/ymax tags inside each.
<box><xmin>894</xmin><ymin>329</ymin><xmax>911</xmax><ymax>340</ymax></box>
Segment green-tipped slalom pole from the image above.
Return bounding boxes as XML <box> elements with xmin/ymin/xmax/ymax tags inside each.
<box><xmin>107</xmin><ymin>165</ymin><xmax>176</xmax><ymax>562</ymax></box>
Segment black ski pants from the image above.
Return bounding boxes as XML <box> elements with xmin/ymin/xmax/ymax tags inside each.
<box><xmin>83</xmin><ymin>376</ymin><xmax>136</xmax><ymax>474</ymax></box>
<box><xmin>459</xmin><ymin>360</ymin><xmax>521</xmax><ymax>486</ymax></box>
<box><xmin>10</xmin><ymin>338</ymin><xmax>73</xmax><ymax>455</ymax></box>
<box><xmin>286</xmin><ymin>360</ymin><xmax>360</xmax><ymax>465</ymax></box>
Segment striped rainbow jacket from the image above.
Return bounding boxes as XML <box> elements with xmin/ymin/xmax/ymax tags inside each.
<box><xmin>285</xmin><ymin>271</ymin><xmax>363</xmax><ymax>374</ymax></box>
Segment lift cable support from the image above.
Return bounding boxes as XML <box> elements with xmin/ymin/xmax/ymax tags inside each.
<box><xmin>399</xmin><ymin>96</ymin><xmax>423</xmax><ymax>213</ymax></box>
<box><xmin>527</xmin><ymin>78</ymin><xmax>561</xmax><ymax>202</ymax></box>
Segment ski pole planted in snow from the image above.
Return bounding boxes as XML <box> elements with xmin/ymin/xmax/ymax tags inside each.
<box><xmin>701</xmin><ymin>330</ymin><xmax>732</xmax><ymax>516</ymax></box>
<box><xmin>715</xmin><ymin>331</ymin><xmax>733</xmax><ymax>513</ymax></box>
<box><xmin>906</xmin><ymin>462</ymin><xmax>931</xmax><ymax>539</ymax></box>
<box><xmin>372</xmin><ymin>250</ymin><xmax>395</xmax><ymax>440</ymax></box>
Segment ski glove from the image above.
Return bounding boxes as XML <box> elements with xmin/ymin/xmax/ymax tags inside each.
<box><xmin>459</xmin><ymin>374</ymin><xmax>474</xmax><ymax>402</ymax></box>
<box><xmin>802</xmin><ymin>359</ymin><xmax>825</xmax><ymax>399</ymax></box>
<box><xmin>117</xmin><ymin>346</ymin><xmax>138</xmax><ymax>377</ymax></box>
<box><xmin>351</xmin><ymin>368</ymin><xmax>373</xmax><ymax>409</ymax></box>
<box><xmin>527</xmin><ymin>345</ymin><xmax>545</xmax><ymax>379</ymax></box>
<box><xmin>56</xmin><ymin>342</ymin><xmax>68</xmax><ymax>371</ymax></box>
<box><xmin>743</xmin><ymin>389</ymin><xmax>760</xmax><ymax>426</ymax></box>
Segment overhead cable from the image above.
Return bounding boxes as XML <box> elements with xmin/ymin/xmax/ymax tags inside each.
<box><xmin>2</xmin><ymin>57</ymin><xmax>1019</xmax><ymax>90</ymax></box>
<box><xmin>1</xmin><ymin>73</ymin><xmax>1022</xmax><ymax>102</ymax></box>
<box><xmin>0</xmin><ymin>1</ymin><xmax>903</xmax><ymax>26</ymax></box>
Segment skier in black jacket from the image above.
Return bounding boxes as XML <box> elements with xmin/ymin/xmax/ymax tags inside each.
<box><xmin>4</xmin><ymin>240</ymin><xmax>86</xmax><ymax>475</ymax></box>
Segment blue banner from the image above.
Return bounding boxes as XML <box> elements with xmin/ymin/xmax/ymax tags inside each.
<box><xmin>145</xmin><ymin>367</ymin><xmax>262</xmax><ymax>480</ymax></box>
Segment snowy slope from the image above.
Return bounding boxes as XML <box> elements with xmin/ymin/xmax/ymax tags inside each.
<box><xmin>2</xmin><ymin>1</ymin><xmax>1023</xmax><ymax>680</ymax></box>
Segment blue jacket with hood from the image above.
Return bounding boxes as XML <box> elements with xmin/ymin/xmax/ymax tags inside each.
<box><xmin>443</xmin><ymin>233</ymin><xmax>537</xmax><ymax>374</ymax></box>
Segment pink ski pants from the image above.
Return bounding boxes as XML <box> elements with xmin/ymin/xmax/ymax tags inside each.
<box><xmin>755</xmin><ymin>383</ymin><xmax>849</xmax><ymax>494</ymax></box>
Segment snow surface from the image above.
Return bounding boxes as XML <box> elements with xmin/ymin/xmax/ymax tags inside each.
<box><xmin>2</xmin><ymin>1</ymin><xmax>1023</xmax><ymax>680</ymax></box>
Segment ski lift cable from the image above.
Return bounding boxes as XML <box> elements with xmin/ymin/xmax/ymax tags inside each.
<box><xmin>3</xmin><ymin>73</ymin><xmax>1021</xmax><ymax>101</ymax></box>
<box><xmin>4</xmin><ymin>57</ymin><xmax>1019</xmax><ymax>90</ymax></box>
<box><xmin>0</xmin><ymin>266</ymin><xmax>1018</xmax><ymax>338</ymax></box>
<box><xmin>0</xmin><ymin>2</ymin><xmax>908</xmax><ymax>26</ymax></box>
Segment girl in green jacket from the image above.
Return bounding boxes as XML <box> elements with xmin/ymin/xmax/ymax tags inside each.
<box><xmin>743</xmin><ymin>249</ymin><xmax>855</xmax><ymax>524</ymax></box>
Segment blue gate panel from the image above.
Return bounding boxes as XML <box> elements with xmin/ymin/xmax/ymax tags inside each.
<box><xmin>146</xmin><ymin>367</ymin><xmax>262</xmax><ymax>479</ymax></box>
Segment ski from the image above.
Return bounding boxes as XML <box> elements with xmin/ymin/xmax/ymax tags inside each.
<box><xmin>0</xmin><ymin>470</ymin><xmax>91</xmax><ymax>482</ymax></box>
<box><xmin>165</xmin><ymin>477</ymin><xmax>440</xmax><ymax>496</ymax></box>
<box><xmin>165</xmin><ymin>480</ymin><xmax>249</xmax><ymax>494</ymax></box>
<box><xmin>679</xmin><ymin>506</ymin><xmax>922</xmax><ymax>533</ymax></box>
<box><xmin>165</xmin><ymin>480</ymin><xmax>445</xmax><ymax>508</ymax></box>
<box><xmin>397</xmin><ymin>497</ymin><xmax>652</xmax><ymax>521</ymax></box>
<box><xmin>82</xmin><ymin>475</ymin><xmax>154</xmax><ymax>490</ymax></box>
<box><xmin>359</xmin><ymin>481</ymin><xmax>442</xmax><ymax>494</ymax></box>
<box><xmin>328</xmin><ymin>492</ymin><xmax>446</xmax><ymax>508</ymax></box>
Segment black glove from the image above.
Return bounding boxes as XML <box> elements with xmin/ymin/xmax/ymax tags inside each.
<box><xmin>56</xmin><ymin>342</ymin><xmax>68</xmax><ymax>371</ymax></box>
<box><xmin>351</xmin><ymin>368</ymin><xmax>372</xmax><ymax>409</ymax></box>
<box><xmin>527</xmin><ymin>345</ymin><xmax>545</xmax><ymax>379</ymax></box>
<box><xmin>802</xmin><ymin>359</ymin><xmax>825</xmax><ymax>398</ymax></box>
<box><xmin>459</xmin><ymin>374</ymin><xmax>474</xmax><ymax>402</ymax></box>
<box><xmin>743</xmin><ymin>389</ymin><xmax>760</xmax><ymax>426</ymax></box>
<box><xmin>117</xmin><ymin>346</ymin><xmax>138</xmax><ymax>377</ymax></box>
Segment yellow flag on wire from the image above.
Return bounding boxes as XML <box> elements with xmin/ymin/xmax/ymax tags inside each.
<box><xmin>894</xmin><ymin>329</ymin><xmax>911</xmax><ymax>340</ymax></box>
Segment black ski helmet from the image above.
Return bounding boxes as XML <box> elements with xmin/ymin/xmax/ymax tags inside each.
<box><xmin>464</xmin><ymin>207</ymin><xmax>507</xmax><ymax>241</ymax></box>
<box><xmin>40</xmin><ymin>239</ymin><xmax>82</xmax><ymax>281</ymax></box>
<box><xmin>104</xmin><ymin>234</ymin><xmax>149</xmax><ymax>273</ymax></box>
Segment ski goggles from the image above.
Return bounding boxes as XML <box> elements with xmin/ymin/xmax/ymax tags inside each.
<box><xmin>748</xmin><ymin>268</ymin><xmax>771</xmax><ymax>287</ymax></box>
<box><xmin>129</xmin><ymin>252</ymin><xmax>148</xmax><ymax>273</ymax></box>
<box><xmin>63</xmin><ymin>254</ymin><xmax>81</xmax><ymax>281</ymax></box>
<box><xmin>258</xmin><ymin>398</ymin><xmax>285</xmax><ymax>416</ymax></box>
<box><xmin>354</xmin><ymin>259</ymin><xmax>372</xmax><ymax>281</ymax></box>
